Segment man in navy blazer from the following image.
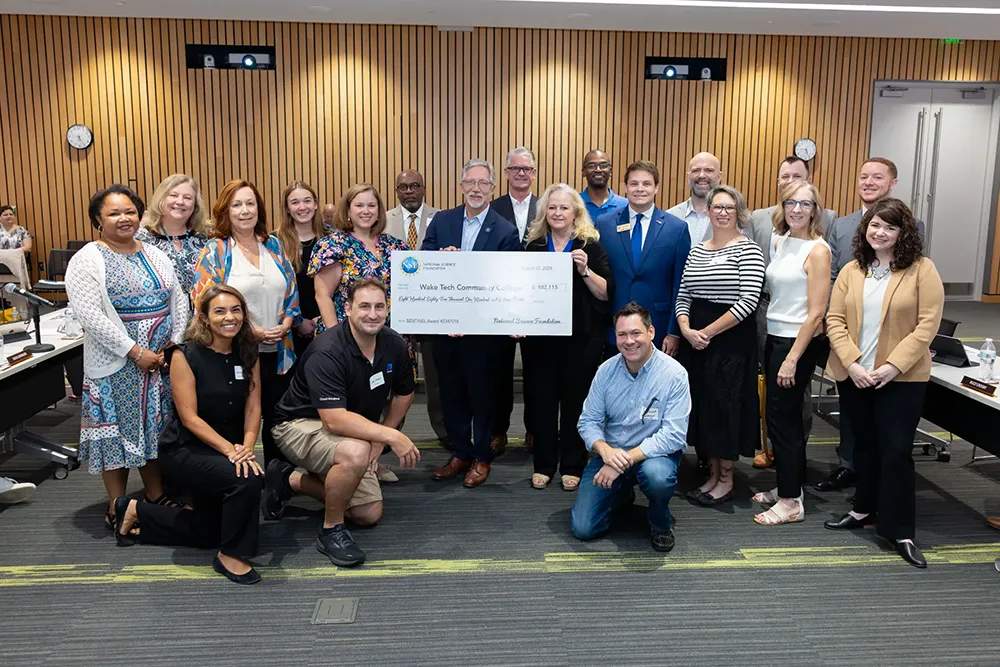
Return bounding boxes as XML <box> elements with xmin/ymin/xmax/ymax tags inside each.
<box><xmin>597</xmin><ymin>160</ymin><xmax>691</xmax><ymax>356</ymax></box>
<box><xmin>421</xmin><ymin>159</ymin><xmax>521</xmax><ymax>488</ymax></box>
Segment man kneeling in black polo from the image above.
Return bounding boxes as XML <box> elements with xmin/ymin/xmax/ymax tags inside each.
<box><xmin>265</xmin><ymin>278</ymin><xmax>420</xmax><ymax>567</ymax></box>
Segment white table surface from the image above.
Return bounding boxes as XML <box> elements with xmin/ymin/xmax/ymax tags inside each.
<box><xmin>0</xmin><ymin>310</ymin><xmax>83</xmax><ymax>382</ymax></box>
<box><xmin>930</xmin><ymin>346</ymin><xmax>1000</xmax><ymax>410</ymax></box>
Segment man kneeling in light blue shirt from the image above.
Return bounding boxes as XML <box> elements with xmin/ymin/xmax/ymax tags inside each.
<box><xmin>572</xmin><ymin>301</ymin><xmax>691</xmax><ymax>552</ymax></box>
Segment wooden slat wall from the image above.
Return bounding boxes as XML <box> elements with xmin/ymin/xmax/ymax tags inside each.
<box><xmin>2</xmin><ymin>15</ymin><xmax>1000</xmax><ymax>293</ymax></box>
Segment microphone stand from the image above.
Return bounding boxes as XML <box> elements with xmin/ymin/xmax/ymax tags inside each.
<box><xmin>24</xmin><ymin>301</ymin><xmax>55</xmax><ymax>354</ymax></box>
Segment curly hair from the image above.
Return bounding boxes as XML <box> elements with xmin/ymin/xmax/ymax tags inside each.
<box><xmin>183</xmin><ymin>284</ymin><xmax>259</xmax><ymax>395</ymax></box>
<box><xmin>852</xmin><ymin>197</ymin><xmax>923</xmax><ymax>272</ymax></box>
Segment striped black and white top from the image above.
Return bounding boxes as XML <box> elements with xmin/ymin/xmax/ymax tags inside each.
<box><xmin>675</xmin><ymin>238</ymin><xmax>765</xmax><ymax>322</ymax></box>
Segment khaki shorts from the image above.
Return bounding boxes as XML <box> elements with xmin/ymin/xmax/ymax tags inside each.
<box><xmin>272</xmin><ymin>418</ymin><xmax>382</xmax><ymax>509</ymax></box>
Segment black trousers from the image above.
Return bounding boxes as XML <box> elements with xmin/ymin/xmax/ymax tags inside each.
<box><xmin>765</xmin><ymin>335</ymin><xmax>828</xmax><ymax>498</ymax></box>
<box><xmin>493</xmin><ymin>338</ymin><xmax>536</xmax><ymax>438</ymax></box>
<box><xmin>64</xmin><ymin>354</ymin><xmax>84</xmax><ymax>396</ymax></box>
<box><xmin>433</xmin><ymin>335</ymin><xmax>498</xmax><ymax>463</ymax></box>
<box><xmin>136</xmin><ymin>442</ymin><xmax>262</xmax><ymax>558</ymax></box>
<box><xmin>838</xmin><ymin>380</ymin><xmax>927</xmax><ymax>541</ymax></box>
<box><xmin>259</xmin><ymin>351</ymin><xmax>291</xmax><ymax>465</ymax></box>
<box><xmin>522</xmin><ymin>332</ymin><xmax>603</xmax><ymax>478</ymax></box>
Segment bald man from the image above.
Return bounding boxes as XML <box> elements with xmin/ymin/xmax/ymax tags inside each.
<box><xmin>666</xmin><ymin>152</ymin><xmax>722</xmax><ymax>244</ymax></box>
<box><xmin>322</xmin><ymin>203</ymin><xmax>336</xmax><ymax>229</ymax></box>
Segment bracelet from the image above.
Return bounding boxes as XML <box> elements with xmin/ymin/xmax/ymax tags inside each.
<box><xmin>129</xmin><ymin>348</ymin><xmax>142</xmax><ymax>362</ymax></box>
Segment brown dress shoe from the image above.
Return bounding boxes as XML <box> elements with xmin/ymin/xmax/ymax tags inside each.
<box><xmin>525</xmin><ymin>432</ymin><xmax>534</xmax><ymax>454</ymax></box>
<box><xmin>752</xmin><ymin>450</ymin><xmax>774</xmax><ymax>469</ymax></box>
<box><xmin>490</xmin><ymin>435</ymin><xmax>508</xmax><ymax>456</ymax></box>
<box><xmin>432</xmin><ymin>457</ymin><xmax>472</xmax><ymax>480</ymax></box>
<box><xmin>463</xmin><ymin>461</ymin><xmax>491</xmax><ymax>488</ymax></box>
<box><xmin>988</xmin><ymin>516</ymin><xmax>1000</xmax><ymax>530</ymax></box>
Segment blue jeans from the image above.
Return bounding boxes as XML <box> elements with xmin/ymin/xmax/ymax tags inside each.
<box><xmin>570</xmin><ymin>451</ymin><xmax>682</xmax><ymax>539</ymax></box>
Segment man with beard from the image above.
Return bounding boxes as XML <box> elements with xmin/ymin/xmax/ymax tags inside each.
<box><xmin>421</xmin><ymin>159</ymin><xmax>521</xmax><ymax>488</ymax></box>
<box><xmin>666</xmin><ymin>152</ymin><xmax>722</xmax><ymax>244</ymax></box>
<box><xmin>266</xmin><ymin>278</ymin><xmax>420</xmax><ymax>568</ymax></box>
<box><xmin>580</xmin><ymin>149</ymin><xmax>628</xmax><ymax>222</ymax></box>
<box><xmin>385</xmin><ymin>169</ymin><xmax>447</xmax><ymax>449</ymax></box>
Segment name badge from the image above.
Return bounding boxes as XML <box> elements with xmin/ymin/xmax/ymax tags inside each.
<box><xmin>234</xmin><ymin>366</ymin><xmax>244</xmax><ymax>380</ymax></box>
<box><xmin>709</xmin><ymin>255</ymin><xmax>731</xmax><ymax>266</ymax></box>
<box><xmin>369</xmin><ymin>372</ymin><xmax>385</xmax><ymax>390</ymax></box>
<box><xmin>616</xmin><ymin>223</ymin><xmax>631</xmax><ymax>233</ymax></box>
<box><xmin>645</xmin><ymin>408</ymin><xmax>659</xmax><ymax>420</ymax></box>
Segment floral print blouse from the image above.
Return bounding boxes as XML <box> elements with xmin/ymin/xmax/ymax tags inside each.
<box><xmin>0</xmin><ymin>225</ymin><xmax>31</xmax><ymax>250</ymax></box>
<box><xmin>134</xmin><ymin>226</ymin><xmax>207</xmax><ymax>297</ymax></box>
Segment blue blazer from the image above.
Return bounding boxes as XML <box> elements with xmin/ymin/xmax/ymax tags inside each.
<box><xmin>597</xmin><ymin>206</ymin><xmax>691</xmax><ymax>346</ymax></box>
<box><xmin>421</xmin><ymin>205</ymin><xmax>521</xmax><ymax>252</ymax></box>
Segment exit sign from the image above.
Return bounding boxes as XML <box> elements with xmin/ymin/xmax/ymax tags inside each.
<box><xmin>941</xmin><ymin>39</ymin><xmax>964</xmax><ymax>44</ymax></box>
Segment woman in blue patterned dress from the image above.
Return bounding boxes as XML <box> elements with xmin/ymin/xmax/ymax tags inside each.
<box><xmin>65</xmin><ymin>185</ymin><xmax>190</xmax><ymax>531</ymax></box>
<box><xmin>310</xmin><ymin>184</ymin><xmax>409</xmax><ymax>332</ymax></box>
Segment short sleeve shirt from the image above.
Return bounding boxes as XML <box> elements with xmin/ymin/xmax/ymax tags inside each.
<box><xmin>0</xmin><ymin>225</ymin><xmax>31</xmax><ymax>250</ymax></box>
<box><xmin>273</xmin><ymin>322</ymin><xmax>415</xmax><ymax>424</ymax></box>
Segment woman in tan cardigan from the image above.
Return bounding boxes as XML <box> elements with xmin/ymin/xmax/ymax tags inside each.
<box><xmin>822</xmin><ymin>198</ymin><xmax>943</xmax><ymax>568</ymax></box>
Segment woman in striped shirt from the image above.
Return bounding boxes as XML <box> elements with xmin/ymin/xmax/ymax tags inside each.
<box><xmin>676</xmin><ymin>185</ymin><xmax>765</xmax><ymax>505</ymax></box>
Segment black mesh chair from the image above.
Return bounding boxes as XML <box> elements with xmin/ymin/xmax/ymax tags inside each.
<box><xmin>66</xmin><ymin>240</ymin><xmax>90</xmax><ymax>251</ymax></box>
<box><xmin>33</xmin><ymin>248</ymin><xmax>77</xmax><ymax>298</ymax></box>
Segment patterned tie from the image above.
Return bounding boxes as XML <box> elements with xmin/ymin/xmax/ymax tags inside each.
<box><xmin>407</xmin><ymin>213</ymin><xmax>418</xmax><ymax>249</ymax></box>
<box><xmin>631</xmin><ymin>213</ymin><xmax>644</xmax><ymax>268</ymax></box>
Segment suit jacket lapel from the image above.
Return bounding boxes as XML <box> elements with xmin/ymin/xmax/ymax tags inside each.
<box><xmin>615</xmin><ymin>208</ymin><xmax>636</xmax><ymax>276</ymax></box>
<box><xmin>636</xmin><ymin>208</ymin><xmax>664</xmax><ymax>272</ymax></box>
<box><xmin>472</xmin><ymin>211</ymin><xmax>493</xmax><ymax>252</ymax></box>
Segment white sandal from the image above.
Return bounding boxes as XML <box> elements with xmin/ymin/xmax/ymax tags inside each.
<box><xmin>751</xmin><ymin>487</ymin><xmax>779</xmax><ymax>505</ymax></box>
<box><xmin>754</xmin><ymin>499</ymin><xmax>805</xmax><ymax>526</ymax></box>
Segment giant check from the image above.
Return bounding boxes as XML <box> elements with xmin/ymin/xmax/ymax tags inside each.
<box><xmin>391</xmin><ymin>251</ymin><xmax>573</xmax><ymax>336</ymax></box>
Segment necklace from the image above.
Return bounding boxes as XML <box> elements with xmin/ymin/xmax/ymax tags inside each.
<box><xmin>868</xmin><ymin>265</ymin><xmax>891</xmax><ymax>281</ymax></box>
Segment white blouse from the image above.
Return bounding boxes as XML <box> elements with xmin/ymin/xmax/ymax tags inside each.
<box><xmin>227</xmin><ymin>242</ymin><xmax>286</xmax><ymax>353</ymax></box>
<box><xmin>858</xmin><ymin>274</ymin><xmax>890</xmax><ymax>371</ymax></box>
<box><xmin>765</xmin><ymin>234</ymin><xmax>829</xmax><ymax>338</ymax></box>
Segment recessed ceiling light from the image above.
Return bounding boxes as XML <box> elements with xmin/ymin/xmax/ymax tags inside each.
<box><xmin>568</xmin><ymin>12</ymin><xmax>592</xmax><ymax>18</ymax></box>
<box><xmin>307</xmin><ymin>5</ymin><xmax>332</xmax><ymax>11</ymax></box>
<box><xmin>815</xmin><ymin>19</ymin><xmax>842</xmax><ymax>24</ymax></box>
<box><xmin>766</xmin><ymin>19</ymin><xmax>774</xmax><ymax>23</ymax></box>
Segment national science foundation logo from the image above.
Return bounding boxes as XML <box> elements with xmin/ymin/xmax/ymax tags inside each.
<box><xmin>401</xmin><ymin>256</ymin><xmax>420</xmax><ymax>274</ymax></box>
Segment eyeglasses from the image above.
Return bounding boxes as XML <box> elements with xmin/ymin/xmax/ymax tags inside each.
<box><xmin>584</xmin><ymin>161</ymin><xmax>611</xmax><ymax>171</ymax></box>
<box><xmin>710</xmin><ymin>204</ymin><xmax>737</xmax><ymax>214</ymax></box>
<box><xmin>783</xmin><ymin>199</ymin><xmax>816</xmax><ymax>211</ymax></box>
<box><xmin>506</xmin><ymin>166</ymin><xmax>535</xmax><ymax>174</ymax></box>
<box><xmin>461</xmin><ymin>179</ymin><xmax>493</xmax><ymax>188</ymax></box>
<box><xmin>396</xmin><ymin>182</ymin><xmax>423</xmax><ymax>192</ymax></box>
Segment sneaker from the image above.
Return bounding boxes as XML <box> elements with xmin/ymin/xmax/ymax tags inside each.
<box><xmin>650</xmin><ymin>527</ymin><xmax>675</xmax><ymax>553</ymax></box>
<box><xmin>375</xmin><ymin>464</ymin><xmax>398</xmax><ymax>483</ymax></box>
<box><xmin>262</xmin><ymin>460</ymin><xmax>294</xmax><ymax>520</ymax></box>
<box><xmin>316</xmin><ymin>524</ymin><xmax>366</xmax><ymax>567</ymax></box>
<box><xmin>0</xmin><ymin>477</ymin><xmax>36</xmax><ymax>504</ymax></box>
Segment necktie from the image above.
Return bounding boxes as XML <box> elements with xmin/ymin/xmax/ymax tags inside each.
<box><xmin>631</xmin><ymin>213</ymin><xmax>644</xmax><ymax>268</ymax></box>
<box><xmin>407</xmin><ymin>213</ymin><xmax>418</xmax><ymax>249</ymax></box>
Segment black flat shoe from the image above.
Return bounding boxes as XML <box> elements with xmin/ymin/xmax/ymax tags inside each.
<box><xmin>824</xmin><ymin>513</ymin><xmax>876</xmax><ymax>530</ymax></box>
<box><xmin>895</xmin><ymin>541</ymin><xmax>927</xmax><ymax>568</ymax></box>
<box><xmin>814</xmin><ymin>467</ymin><xmax>858</xmax><ymax>492</ymax></box>
<box><xmin>112</xmin><ymin>496</ymin><xmax>137</xmax><ymax>547</ymax></box>
<box><xmin>685</xmin><ymin>488</ymin><xmax>707</xmax><ymax>502</ymax></box>
<box><xmin>212</xmin><ymin>555</ymin><xmax>262</xmax><ymax>585</ymax></box>
<box><xmin>697</xmin><ymin>489</ymin><xmax>734</xmax><ymax>506</ymax></box>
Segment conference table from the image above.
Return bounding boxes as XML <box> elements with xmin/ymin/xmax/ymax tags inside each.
<box><xmin>0</xmin><ymin>309</ymin><xmax>82</xmax><ymax>478</ymax></box>
<box><xmin>922</xmin><ymin>346</ymin><xmax>1000</xmax><ymax>459</ymax></box>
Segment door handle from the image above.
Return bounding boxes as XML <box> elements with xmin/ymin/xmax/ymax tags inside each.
<box><xmin>925</xmin><ymin>108</ymin><xmax>943</xmax><ymax>252</ymax></box>
<box><xmin>911</xmin><ymin>107</ymin><xmax>926</xmax><ymax>213</ymax></box>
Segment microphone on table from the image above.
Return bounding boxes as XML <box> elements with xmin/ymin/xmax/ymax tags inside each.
<box><xmin>2</xmin><ymin>283</ymin><xmax>56</xmax><ymax>353</ymax></box>
<box><xmin>4</xmin><ymin>283</ymin><xmax>55</xmax><ymax>308</ymax></box>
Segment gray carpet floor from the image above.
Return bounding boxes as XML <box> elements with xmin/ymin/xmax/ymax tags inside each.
<box><xmin>2</xmin><ymin>302</ymin><xmax>1000</xmax><ymax>666</ymax></box>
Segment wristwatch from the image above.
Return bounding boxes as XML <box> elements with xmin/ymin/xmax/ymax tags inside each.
<box><xmin>583</xmin><ymin>268</ymin><xmax>591</xmax><ymax>278</ymax></box>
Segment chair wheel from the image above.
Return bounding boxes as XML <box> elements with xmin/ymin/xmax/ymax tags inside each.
<box><xmin>53</xmin><ymin>466</ymin><xmax>69</xmax><ymax>480</ymax></box>
<box><xmin>937</xmin><ymin>450</ymin><xmax>951</xmax><ymax>463</ymax></box>
<box><xmin>922</xmin><ymin>444</ymin><xmax>936</xmax><ymax>457</ymax></box>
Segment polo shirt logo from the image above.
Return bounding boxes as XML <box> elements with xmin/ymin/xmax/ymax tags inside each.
<box><xmin>386</xmin><ymin>363</ymin><xmax>393</xmax><ymax>373</ymax></box>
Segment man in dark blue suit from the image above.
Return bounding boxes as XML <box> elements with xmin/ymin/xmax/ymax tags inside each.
<box><xmin>421</xmin><ymin>159</ymin><xmax>521</xmax><ymax>488</ymax></box>
<box><xmin>597</xmin><ymin>160</ymin><xmax>691</xmax><ymax>357</ymax></box>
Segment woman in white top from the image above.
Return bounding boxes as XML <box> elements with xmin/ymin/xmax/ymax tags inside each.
<box><xmin>192</xmin><ymin>180</ymin><xmax>301</xmax><ymax>465</ymax></box>
<box><xmin>65</xmin><ymin>185</ymin><xmax>189</xmax><ymax>532</ymax></box>
<box><xmin>753</xmin><ymin>182</ymin><xmax>831</xmax><ymax>526</ymax></box>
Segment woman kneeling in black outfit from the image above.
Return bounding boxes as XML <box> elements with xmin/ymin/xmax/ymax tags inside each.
<box><xmin>112</xmin><ymin>284</ymin><xmax>265</xmax><ymax>585</ymax></box>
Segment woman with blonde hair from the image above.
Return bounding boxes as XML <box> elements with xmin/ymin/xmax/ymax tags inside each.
<box><xmin>521</xmin><ymin>183</ymin><xmax>613</xmax><ymax>491</ymax></box>
<box><xmin>753</xmin><ymin>181</ymin><xmax>831</xmax><ymax>526</ymax></box>
<box><xmin>276</xmin><ymin>180</ymin><xmax>328</xmax><ymax>356</ymax></box>
<box><xmin>310</xmin><ymin>184</ymin><xmax>408</xmax><ymax>333</ymax></box>
<box><xmin>136</xmin><ymin>174</ymin><xmax>209</xmax><ymax>296</ymax></box>
<box><xmin>192</xmin><ymin>179</ymin><xmax>300</xmax><ymax>465</ymax></box>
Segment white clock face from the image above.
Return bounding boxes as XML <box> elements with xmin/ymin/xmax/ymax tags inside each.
<box><xmin>67</xmin><ymin>124</ymin><xmax>93</xmax><ymax>150</ymax></box>
<box><xmin>794</xmin><ymin>138</ymin><xmax>817</xmax><ymax>162</ymax></box>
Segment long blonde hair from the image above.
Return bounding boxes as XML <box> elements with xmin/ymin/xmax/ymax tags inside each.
<box><xmin>771</xmin><ymin>181</ymin><xmax>826</xmax><ymax>238</ymax></box>
<box><xmin>524</xmin><ymin>183</ymin><xmax>600</xmax><ymax>245</ymax></box>
<box><xmin>141</xmin><ymin>173</ymin><xmax>209</xmax><ymax>235</ymax></box>
<box><xmin>277</xmin><ymin>180</ymin><xmax>326</xmax><ymax>272</ymax></box>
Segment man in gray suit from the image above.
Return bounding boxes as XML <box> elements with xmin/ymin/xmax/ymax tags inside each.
<box><xmin>666</xmin><ymin>152</ymin><xmax>722</xmax><ymax>245</ymax></box>
<box><xmin>747</xmin><ymin>156</ymin><xmax>837</xmax><ymax>470</ymax></box>
<box><xmin>815</xmin><ymin>156</ymin><xmax>925</xmax><ymax>492</ymax></box>
<box><xmin>386</xmin><ymin>169</ymin><xmax>448</xmax><ymax>448</ymax></box>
